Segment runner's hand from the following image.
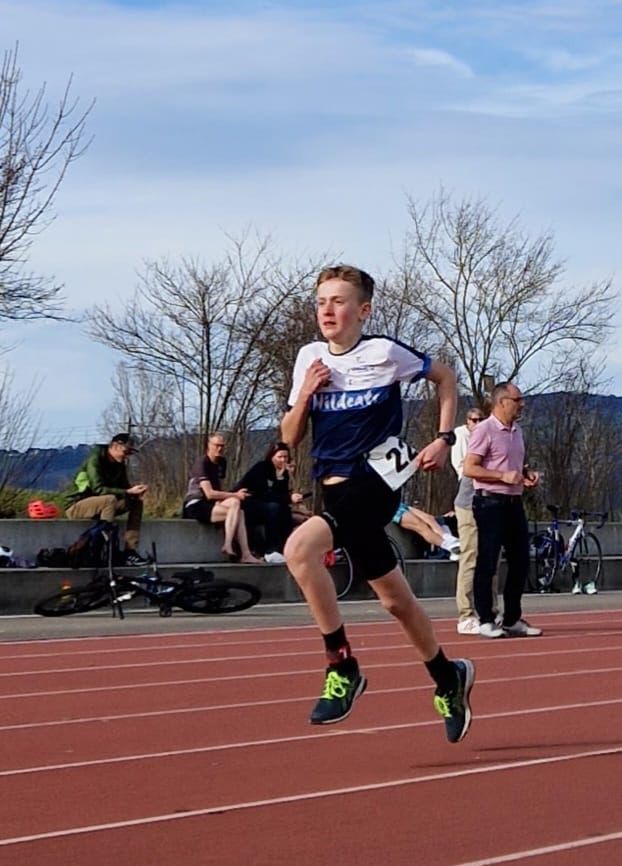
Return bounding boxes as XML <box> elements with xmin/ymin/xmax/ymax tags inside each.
<box><xmin>415</xmin><ymin>439</ymin><xmax>449</xmax><ymax>472</ymax></box>
<box><xmin>301</xmin><ymin>359</ymin><xmax>331</xmax><ymax>397</ymax></box>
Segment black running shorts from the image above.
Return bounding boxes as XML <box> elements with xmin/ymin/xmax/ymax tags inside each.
<box><xmin>320</xmin><ymin>472</ymin><xmax>401</xmax><ymax>582</ymax></box>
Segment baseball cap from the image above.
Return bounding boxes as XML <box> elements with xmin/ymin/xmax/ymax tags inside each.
<box><xmin>110</xmin><ymin>433</ymin><xmax>137</xmax><ymax>452</ymax></box>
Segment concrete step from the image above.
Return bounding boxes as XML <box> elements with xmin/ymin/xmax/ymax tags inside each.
<box><xmin>3</xmin><ymin>556</ymin><xmax>622</xmax><ymax>615</ymax></box>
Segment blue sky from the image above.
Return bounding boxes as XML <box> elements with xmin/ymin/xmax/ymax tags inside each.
<box><xmin>3</xmin><ymin>0</ymin><xmax>621</xmax><ymax>445</ymax></box>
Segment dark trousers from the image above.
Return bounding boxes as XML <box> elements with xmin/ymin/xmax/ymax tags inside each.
<box><xmin>473</xmin><ymin>494</ymin><xmax>529</xmax><ymax>627</ymax></box>
<box><xmin>242</xmin><ymin>500</ymin><xmax>293</xmax><ymax>554</ymax></box>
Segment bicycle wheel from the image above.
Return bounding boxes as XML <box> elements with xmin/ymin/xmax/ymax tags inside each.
<box><xmin>324</xmin><ymin>547</ymin><xmax>354</xmax><ymax>599</ymax></box>
<box><xmin>388</xmin><ymin>536</ymin><xmax>406</xmax><ymax>575</ymax></box>
<box><xmin>530</xmin><ymin>535</ymin><xmax>560</xmax><ymax>593</ymax></box>
<box><xmin>34</xmin><ymin>584</ymin><xmax>109</xmax><ymax>617</ymax></box>
<box><xmin>176</xmin><ymin>580</ymin><xmax>261</xmax><ymax>614</ymax></box>
<box><xmin>575</xmin><ymin>532</ymin><xmax>603</xmax><ymax>591</ymax></box>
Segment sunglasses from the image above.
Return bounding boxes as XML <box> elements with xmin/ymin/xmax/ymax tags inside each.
<box><xmin>468</xmin><ymin>416</ymin><xmax>483</xmax><ymax>423</ymax></box>
<box><xmin>502</xmin><ymin>396</ymin><xmax>524</xmax><ymax>403</ymax></box>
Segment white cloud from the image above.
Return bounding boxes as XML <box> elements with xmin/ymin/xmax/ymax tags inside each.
<box><xmin>456</xmin><ymin>81</ymin><xmax>622</xmax><ymax>117</ymax></box>
<box><xmin>408</xmin><ymin>48</ymin><xmax>474</xmax><ymax>77</ymax></box>
<box><xmin>410</xmin><ymin>48</ymin><xmax>473</xmax><ymax>78</ymax></box>
<box><xmin>1</xmin><ymin>0</ymin><xmax>621</xmax><ymax>443</ymax></box>
<box><xmin>545</xmin><ymin>49</ymin><xmax>602</xmax><ymax>72</ymax></box>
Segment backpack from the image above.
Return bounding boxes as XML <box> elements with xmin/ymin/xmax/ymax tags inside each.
<box><xmin>36</xmin><ymin>547</ymin><xmax>71</xmax><ymax>568</ymax></box>
<box><xmin>66</xmin><ymin>521</ymin><xmax>119</xmax><ymax>569</ymax></box>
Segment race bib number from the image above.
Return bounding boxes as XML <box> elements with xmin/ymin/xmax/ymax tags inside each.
<box><xmin>367</xmin><ymin>436</ymin><xmax>418</xmax><ymax>491</ymax></box>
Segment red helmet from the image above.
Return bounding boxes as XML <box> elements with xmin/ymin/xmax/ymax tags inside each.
<box><xmin>27</xmin><ymin>500</ymin><xmax>61</xmax><ymax>519</ymax></box>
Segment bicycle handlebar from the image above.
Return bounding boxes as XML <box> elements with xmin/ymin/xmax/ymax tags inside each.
<box><xmin>569</xmin><ymin>509</ymin><xmax>608</xmax><ymax>529</ymax></box>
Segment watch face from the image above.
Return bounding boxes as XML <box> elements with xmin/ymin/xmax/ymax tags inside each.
<box><xmin>439</xmin><ymin>431</ymin><xmax>456</xmax><ymax>446</ymax></box>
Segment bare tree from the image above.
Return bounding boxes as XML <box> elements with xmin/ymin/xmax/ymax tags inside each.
<box><xmin>89</xmin><ymin>234</ymin><xmax>327</xmax><ymax>496</ymax></box>
<box><xmin>0</xmin><ymin>45</ymin><xmax>92</xmax><ymax>324</ymax></box>
<box><xmin>396</xmin><ymin>190</ymin><xmax>616</xmax><ymax>404</ymax></box>
<box><xmin>0</xmin><ymin>367</ymin><xmax>53</xmax><ymax>513</ymax></box>
<box><xmin>523</xmin><ymin>356</ymin><xmax>622</xmax><ymax>517</ymax></box>
<box><xmin>98</xmin><ymin>361</ymin><xmax>180</xmax><ymax>442</ymax></box>
<box><xmin>99</xmin><ymin>362</ymin><xmax>197</xmax><ymax>516</ymax></box>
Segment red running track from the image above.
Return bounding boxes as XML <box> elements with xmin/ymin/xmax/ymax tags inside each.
<box><xmin>1</xmin><ymin>609</ymin><xmax>622</xmax><ymax>865</ymax></box>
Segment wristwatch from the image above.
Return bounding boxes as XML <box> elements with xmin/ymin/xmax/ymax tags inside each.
<box><xmin>436</xmin><ymin>431</ymin><xmax>457</xmax><ymax>446</ymax></box>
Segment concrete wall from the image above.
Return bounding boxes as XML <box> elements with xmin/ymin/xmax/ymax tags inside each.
<box><xmin>0</xmin><ymin>518</ymin><xmax>223</xmax><ymax>564</ymax></box>
<box><xmin>0</xmin><ymin>558</ymin><xmax>458</xmax><ymax>615</ymax></box>
<box><xmin>1</xmin><ymin>518</ymin><xmax>621</xmax><ymax>615</ymax></box>
<box><xmin>0</xmin><ymin>518</ymin><xmax>425</xmax><ymax>565</ymax></box>
<box><xmin>0</xmin><ymin>518</ymin><xmax>424</xmax><ymax>614</ymax></box>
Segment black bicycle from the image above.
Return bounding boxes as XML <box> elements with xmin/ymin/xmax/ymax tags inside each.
<box><xmin>34</xmin><ymin>542</ymin><xmax>261</xmax><ymax>618</ymax></box>
<box><xmin>324</xmin><ymin>536</ymin><xmax>406</xmax><ymax>599</ymax></box>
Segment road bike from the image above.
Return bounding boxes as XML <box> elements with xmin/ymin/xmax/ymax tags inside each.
<box><xmin>34</xmin><ymin>542</ymin><xmax>261</xmax><ymax>618</ymax></box>
<box><xmin>323</xmin><ymin>535</ymin><xmax>406</xmax><ymax>599</ymax></box>
<box><xmin>527</xmin><ymin>505</ymin><xmax>607</xmax><ymax>595</ymax></box>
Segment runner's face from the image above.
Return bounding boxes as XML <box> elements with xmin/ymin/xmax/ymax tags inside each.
<box><xmin>316</xmin><ymin>278</ymin><xmax>370</xmax><ymax>349</ymax></box>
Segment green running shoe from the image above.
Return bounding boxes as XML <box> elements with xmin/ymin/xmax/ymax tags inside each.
<box><xmin>433</xmin><ymin>659</ymin><xmax>475</xmax><ymax>743</ymax></box>
<box><xmin>310</xmin><ymin>664</ymin><xmax>367</xmax><ymax>725</ymax></box>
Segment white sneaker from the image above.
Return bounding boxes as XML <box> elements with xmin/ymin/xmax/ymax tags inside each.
<box><xmin>440</xmin><ymin>534</ymin><xmax>461</xmax><ymax>555</ymax></box>
<box><xmin>503</xmin><ymin>619</ymin><xmax>542</xmax><ymax>637</ymax></box>
<box><xmin>571</xmin><ymin>581</ymin><xmax>582</xmax><ymax>594</ymax></box>
<box><xmin>456</xmin><ymin>617</ymin><xmax>480</xmax><ymax>635</ymax></box>
<box><xmin>264</xmin><ymin>551</ymin><xmax>286</xmax><ymax>564</ymax></box>
<box><xmin>583</xmin><ymin>581</ymin><xmax>598</xmax><ymax>595</ymax></box>
<box><xmin>479</xmin><ymin>622</ymin><xmax>505</xmax><ymax>639</ymax></box>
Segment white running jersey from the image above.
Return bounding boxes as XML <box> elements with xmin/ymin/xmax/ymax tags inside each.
<box><xmin>287</xmin><ymin>335</ymin><xmax>430</xmax><ymax>479</ymax></box>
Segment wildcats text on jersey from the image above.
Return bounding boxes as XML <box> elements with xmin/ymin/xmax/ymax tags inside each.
<box><xmin>286</xmin><ymin>336</ymin><xmax>430</xmax><ymax>479</ymax></box>
<box><xmin>311</xmin><ymin>387</ymin><xmax>386</xmax><ymax>412</ymax></box>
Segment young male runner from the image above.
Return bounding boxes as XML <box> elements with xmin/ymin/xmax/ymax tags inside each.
<box><xmin>281</xmin><ymin>265</ymin><xmax>475</xmax><ymax>743</ymax></box>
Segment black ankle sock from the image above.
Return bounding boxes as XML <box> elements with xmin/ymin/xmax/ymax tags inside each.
<box><xmin>425</xmin><ymin>648</ymin><xmax>457</xmax><ymax>693</ymax></box>
<box><xmin>323</xmin><ymin>625</ymin><xmax>352</xmax><ymax>666</ymax></box>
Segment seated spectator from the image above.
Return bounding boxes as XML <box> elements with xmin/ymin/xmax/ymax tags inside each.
<box><xmin>235</xmin><ymin>442</ymin><xmax>303</xmax><ymax>564</ymax></box>
<box><xmin>64</xmin><ymin>432</ymin><xmax>149</xmax><ymax>566</ymax></box>
<box><xmin>392</xmin><ymin>503</ymin><xmax>461</xmax><ymax>561</ymax></box>
<box><xmin>182</xmin><ymin>433</ymin><xmax>262</xmax><ymax>564</ymax></box>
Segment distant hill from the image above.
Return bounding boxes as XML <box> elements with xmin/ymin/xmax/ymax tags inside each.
<box><xmin>1</xmin><ymin>444</ymin><xmax>92</xmax><ymax>492</ymax></box>
<box><xmin>3</xmin><ymin>392</ymin><xmax>622</xmax><ymax>493</ymax></box>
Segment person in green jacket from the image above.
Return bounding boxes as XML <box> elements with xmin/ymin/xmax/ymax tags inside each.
<box><xmin>65</xmin><ymin>433</ymin><xmax>148</xmax><ymax>566</ymax></box>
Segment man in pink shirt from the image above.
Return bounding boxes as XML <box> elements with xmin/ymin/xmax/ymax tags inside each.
<box><xmin>463</xmin><ymin>382</ymin><xmax>542</xmax><ymax>639</ymax></box>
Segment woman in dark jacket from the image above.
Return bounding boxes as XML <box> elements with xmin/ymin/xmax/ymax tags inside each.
<box><xmin>235</xmin><ymin>442</ymin><xmax>303</xmax><ymax>563</ymax></box>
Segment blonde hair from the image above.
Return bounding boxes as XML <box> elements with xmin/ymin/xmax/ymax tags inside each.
<box><xmin>315</xmin><ymin>264</ymin><xmax>375</xmax><ymax>302</ymax></box>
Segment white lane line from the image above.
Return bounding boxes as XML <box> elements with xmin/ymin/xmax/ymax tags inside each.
<box><xmin>0</xmin><ymin>604</ymin><xmax>618</xmax><ymax>650</ymax></box>
<box><xmin>2</xmin><ymin>631</ymin><xmax>622</xmax><ymax>679</ymax></box>
<box><xmin>2</xmin><ymin>696</ymin><xmax>622</xmax><ymax>778</ymax></box>
<box><xmin>2</xmin><ymin>610</ymin><xmax>620</xmax><ymax>661</ymax></box>
<box><xmin>0</xmin><ymin>633</ymin><xmax>387</xmax><ymax>661</ymax></box>
<box><xmin>451</xmin><ymin>831</ymin><xmax>622</xmax><ymax>865</ymax></box>
<box><xmin>0</xmin><ymin>641</ymin><xmax>419</xmax><ymax>676</ymax></box>
<box><xmin>2</xmin><ymin>643</ymin><xmax>622</xmax><ymax>701</ymax></box>
<box><xmin>2</xmin><ymin>664</ymin><xmax>622</xmax><ymax>732</ymax></box>
<box><xmin>1</xmin><ymin>745</ymin><xmax>621</xmax><ymax>847</ymax></box>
